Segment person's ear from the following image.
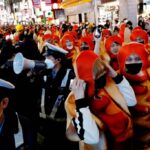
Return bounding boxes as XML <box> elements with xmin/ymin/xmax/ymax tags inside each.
<box><xmin>1</xmin><ymin>97</ymin><xmax>9</xmax><ymax>109</ymax></box>
<box><xmin>57</xmin><ymin>58</ymin><xmax>61</xmax><ymax>62</ymax></box>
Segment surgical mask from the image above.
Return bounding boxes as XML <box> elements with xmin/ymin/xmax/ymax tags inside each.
<box><xmin>66</xmin><ymin>44</ymin><xmax>73</xmax><ymax>50</ymax></box>
<box><xmin>44</xmin><ymin>58</ymin><xmax>55</xmax><ymax>69</ymax></box>
<box><xmin>125</xmin><ymin>63</ymin><xmax>142</xmax><ymax>74</ymax></box>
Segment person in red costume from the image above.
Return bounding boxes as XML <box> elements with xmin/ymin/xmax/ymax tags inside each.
<box><xmin>132</xmin><ymin>26</ymin><xmax>142</xmax><ymax>32</ymax></box>
<box><xmin>65</xmin><ymin>50</ymin><xmax>137</xmax><ymax>150</ymax></box>
<box><xmin>101</xmin><ymin>29</ymin><xmax>112</xmax><ymax>41</ymax></box>
<box><xmin>78</xmin><ymin>36</ymin><xmax>94</xmax><ymax>51</ymax></box>
<box><xmin>118</xmin><ymin>22</ymin><xmax>132</xmax><ymax>43</ymax></box>
<box><xmin>60</xmin><ymin>34</ymin><xmax>79</xmax><ymax>68</ymax></box>
<box><xmin>105</xmin><ymin>35</ymin><xmax>123</xmax><ymax>71</ymax></box>
<box><xmin>118</xmin><ymin>42</ymin><xmax>150</xmax><ymax>150</ymax></box>
<box><xmin>130</xmin><ymin>28</ymin><xmax>148</xmax><ymax>44</ymax></box>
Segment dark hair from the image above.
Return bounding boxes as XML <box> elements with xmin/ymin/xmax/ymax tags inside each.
<box><xmin>0</xmin><ymin>87</ymin><xmax>12</xmax><ymax>102</ymax></box>
<box><xmin>47</xmin><ymin>50</ymin><xmax>66</xmax><ymax>60</ymax></box>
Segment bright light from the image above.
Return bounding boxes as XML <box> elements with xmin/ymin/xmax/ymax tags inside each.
<box><xmin>52</xmin><ymin>3</ymin><xmax>58</xmax><ymax>10</ymax></box>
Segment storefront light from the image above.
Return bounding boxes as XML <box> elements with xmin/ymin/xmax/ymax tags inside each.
<box><xmin>52</xmin><ymin>3</ymin><xmax>59</xmax><ymax>10</ymax></box>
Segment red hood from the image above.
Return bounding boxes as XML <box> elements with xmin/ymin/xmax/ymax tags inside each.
<box><xmin>118</xmin><ymin>42</ymin><xmax>149</xmax><ymax>81</ymax></box>
<box><xmin>78</xmin><ymin>36</ymin><xmax>94</xmax><ymax>50</ymax></box>
<box><xmin>119</xmin><ymin>23</ymin><xmax>126</xmax><ymax>42</ymax></box>
<box><xmin>75</xmin><ymin>50</ymin><xmax>98</xmax><ymax>96</ymax></box>
<box><xmin>60</xmin><ymin>34</ymin><xmax>75</xmax><ymax>51</ymax></box>
<box><xmin>130</xmin><ymin>29</ymin><xmax>148</xmax><ymax>44</ymax></box>
<box><xmin>105</xmin><ymin>35</ymin><xmax>122</xmax><ymax>59</ymax></box>
<box><xmin>102</xmin><ymin>29</ymin><xmax>111</xmax><ymax>41</ymax></box>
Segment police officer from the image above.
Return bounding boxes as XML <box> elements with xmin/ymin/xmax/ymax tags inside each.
<box><xmin>0</xmin><ymin>79</ymin><xmax>18</xmax><ymax>150</ymax></box>
<box><xmin>38</xmin><ymin>43</ymin><xmax>79</xmax><ymax>150</ymax></box>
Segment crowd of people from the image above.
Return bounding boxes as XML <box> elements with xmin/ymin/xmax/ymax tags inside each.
<box><xmin>0</xmin><ymin>15</ymin><xmax>150</xmax><ymax>150</ymax></box>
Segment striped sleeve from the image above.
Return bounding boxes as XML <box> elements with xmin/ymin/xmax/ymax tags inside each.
<box><xmin>72</xmin><ymin>107</ymin><xmax>99</xmax><ymax>144</ymax></box>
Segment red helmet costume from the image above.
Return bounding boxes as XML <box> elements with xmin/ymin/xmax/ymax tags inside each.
<box><xmin>130</xmin><ymin>29</ymin><xmax>148</xmax><ymax>44</ymax></box>
<box><xmin>78</xmin><ymin>36</ymin><xmax>94</xmax><ymax>51</ymax></box>
<box><xmin>102</xmin><ymin>29</ymin><xmax>111</xmax><ymax>41</ymax></box>
<box><xmin>72</xmin><ymin>25</ymin><xmax>78</xmax><ymax>31</ymax></box>
<box><xmin>65</xmin><ymin>31</ymin><xmax>78</xmax><ymax>40</ymax></box>
<box><xmin>132</xmin><ymin>26</ymin><xmax>142</xmax><ymax>32</ymax></box>
<box><xmin>60</xmin><ymin>34</ymin><xmax>77</xmax><ymax>61</ymax></box>
<box><xmin>75</xmin><ymin>50</ymin><xmax>97</xmax><ymax>97</ymax></box>
<box><xmin>43</xmin><ymin>33</ymin><xmax>52</xmax><ymax>41</ymax></box>
<box><xmin>118</xmin><ymin>42</ymin><xmax>149</xmax><ymax>82</ymax></box>
<box><xmin>51</xmin><ymin>34</ymin><xmax>60</xmax><ymax>43</ymax></box>
<box><xmin>105</xmin><ymin>35</ymin><xmax>123</xmax><ymax>59</ymax></box>
<box><xmin>105</xmin><ymin>35</ymin><xmax>122</xmax><ymax>70</ymax></box>
<box><xmin>118</xmin><ymin>23</ymin><xmax>126</xmax><ymax>41</ymax></box>
<box><xmin>118</xmin><ymin>43</ymin><xmax>150</xmax><ymax>146</ymax></box>
<box><xmin>50</xmin><ymin>26</ymin><xmax>57</xmax><ymax>33</ymax></box>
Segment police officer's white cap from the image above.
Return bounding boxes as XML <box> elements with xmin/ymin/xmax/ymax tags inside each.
<box><xmin>0</xmin><ymin>79</ymin><xmax>15</xmax><ymax>89</ymax></box>
<box><xmin>44</xmin><ymin>42</ymin><xmax>68</xmax><ymax>55</ymax></box>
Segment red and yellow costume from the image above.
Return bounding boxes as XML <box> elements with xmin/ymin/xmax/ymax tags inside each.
<box><xmin>118</xmin><ymin>43</ymin><xmax>150</xmax><ymax>148</ymax></box>
<box><xmin>130</xmin><ymin>28</ymin><xmax>148</xmax><ymax>44</ymax></box>
<box><xmin>119</xmin><ymin>23</ymin><xmax>131</xmax><ymax>44</ymax></box>
<box><xmin>60</xmin><ymin>34</ymin><xmax>79</xmax><ymax>63</ymax></box>
<box><xmin>78</xmin><ymin>36</ymin><xmax>94</xmax><ymax>51</ymax></box>
<box><xmin>130</xmin><ymin>28</ymin><xmax>150</xmax><ymax>51</ymax></box>
<box><xmin>105</xmin><ymin>35</ymin><xmax>123</xmax><ymax>71</ymax></box>
<box><xmin>65</xmin><ymin>50</ymin><xmax>134</xmax><ymax>150</ymax></box>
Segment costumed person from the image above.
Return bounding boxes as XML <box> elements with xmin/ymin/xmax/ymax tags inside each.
<box><xmin>118</xmin><ymin>21</ymin><xmax>132</xmax><ymax>44</ymax></box>
<box><xmin>0</xmin><ymin>79</ymin><xmax>18</xmax><ymax>150</ymax></box>
<box><xmin>117</xmin><ymin>42</ymin><xmax>150</xmax><ymax>150</ymax></box>
<box><xmin>65</xmin><ymin>50</ymin><xmax>137</xmax><ymax>150</ymax></box>
<box><xmin>38</xmin><ymin>42</ymin><xmax>79</xmax><ymax>150</ymax></box>
<box><xmin>130</xmin><ymin>28</ymin><xmax>149</xmax><ymax>47</ymax></box>
<box><xmin>60</xmin><ymin>34</ymin><xmax>79</xmax><ymax>69</ymax></box>
<box><xmin>104</xmin><ymin>35</ymin><xmax>123</xmax><ymax>71</ymax></box>
<box><xmin>78</xmin><ymin>36</ymin><xmax>94</xmax><ymax>51</ymax></box>
<box><xmin>101</xmin><ymin>28</ymin><xmax>111</xmax><ymax>42</ymax></box>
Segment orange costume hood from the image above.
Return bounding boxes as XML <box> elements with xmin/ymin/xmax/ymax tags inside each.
<box><xmin>78</xmin><ymin>36</ymin><xmax>94</xmax><ymax>51</ymax></box>
<box><xmin>105</xmin><ymin>35</ymin><xmax>122</xmax><ymax>59</ymax></box>
<box><xmin>118</xmin><ymin>42</ymin><xmax>149</xmax><ymax>81</ymax></box>
<box><xmin>130</xmin><ymin>29</ymin><xmax>148</xmax><ymax>44</ymax></box>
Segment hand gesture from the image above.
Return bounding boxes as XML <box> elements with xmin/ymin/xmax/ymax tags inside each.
<box><xmin>99</xmin><ymin>57</ymin><xmax>117</xmax><ymax>78</ymax></box>
<box><xmin>70</xmin><ymin>78</ymin><xmax>86</xmax><ymax>100</ymax></box>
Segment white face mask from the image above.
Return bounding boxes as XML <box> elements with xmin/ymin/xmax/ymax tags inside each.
<box><xmin>44</xmin><ymin>58</ymin><xmax>55</xmax><ymax>69</ymax></box>
<box><xmin>24</xmin><ymin>31</ymin><xmax>27</xmax><ymax>35</ymax></box>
